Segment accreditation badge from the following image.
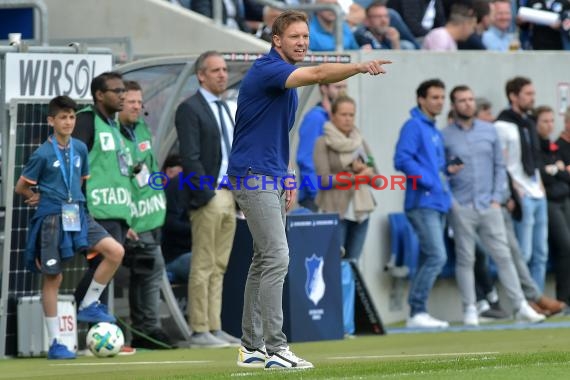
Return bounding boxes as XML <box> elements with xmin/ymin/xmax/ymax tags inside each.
<box><xmin>135</xmin><ymin>163</ymin><xmax>150</xmax><ymax>188</ymax></box>
<box><xmin>61</xmin><ymin>202</ymin><xmax>81</xmax><ymax>231</ymax></box>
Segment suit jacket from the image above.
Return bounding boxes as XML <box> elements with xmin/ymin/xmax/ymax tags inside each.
<box><xmin>175</xmin><ymin>91</ymin><xmax>224</xmax><ymax>210</ymax></box>
<box><xmin>191</xmin><ymin>0</ymin><xmax>250</xmax><ymax>32</ymax></box>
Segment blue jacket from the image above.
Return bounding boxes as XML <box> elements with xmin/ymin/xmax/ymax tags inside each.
<box><xmin>296</xmin><ymin>104</ymin><xmax>328</xmax><ymax>202</ymax></box>
<box><xmin>393</xmin><ymin>107</ymin><xmax>451</xmax><ymax>212</ymax></box>
<box><xmin>25</xmin><ymin>198</ymin><xmax>89</xmax><ymax>272</ymax></box>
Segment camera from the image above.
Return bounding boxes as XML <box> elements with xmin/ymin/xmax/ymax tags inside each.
<box><xmin>132</xmin><ymin>162</ymin><xmax>143</xmax><ymax>175</ymax></box>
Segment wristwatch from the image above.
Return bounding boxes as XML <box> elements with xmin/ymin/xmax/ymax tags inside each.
<box><xmin>287</xmin><ymin>168</ymin><xmax>296</xmax><ymax>177</ymax></box>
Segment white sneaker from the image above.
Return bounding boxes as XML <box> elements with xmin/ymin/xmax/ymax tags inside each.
<box><xmin>476</xmin><ymin>300</ymin><xmax>491</xmax><ymax>315</ymax></box>
<box><xmin>406</xmin><ymin>313</ymin><xmax>449</xmax><ymax>328</ymax></box>
<box><xmin>516</xmin><ymin>301</ymin><xmax>546</xmax><ymax>323</ymax></box>
<box><xmin>464</xmin><ymin>304</ymin><xmax>479</xmax><ymax>326</ymax></box>
<box><xmin>237</xmin><ymin>345</ymin><xmax>268</xmax><ymax>368</ymax></box>
<box><xmin>189</xmin><ymin>332</ymin><xmax>230</xmax><ymax>348</ymax></box>
<box><xmin>265</xmin><ymin>347</ymin><xmax>314</xmax><ymax>370</ymax></box>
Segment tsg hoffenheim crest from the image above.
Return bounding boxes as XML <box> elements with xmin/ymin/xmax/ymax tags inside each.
<box><xmin>305</xmin><ymin>254</ymin><xmax>326</xmax><ymax>306</ymax></box>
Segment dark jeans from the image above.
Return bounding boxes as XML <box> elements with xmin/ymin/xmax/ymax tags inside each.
<box><xmin>406</xmin><ymin>208</ymin><xmax>447</xmax><ymax>316</ymax></box>
<box><xmin>338</xmin><ymin>218</ymin><xmax>370</xmax><ymax>261</ymax></box>
<box><xmin>125</xmin><ymin>229</ymin><xmax>166</xmax><ymax>333</ymax></box>
<box><xmin>547</xmin><ymin>198</ymin><xmax>570</xmax><ymax>304</ymax></box>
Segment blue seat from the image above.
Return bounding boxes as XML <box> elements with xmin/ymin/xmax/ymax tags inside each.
<box><xmin>388</xmin><ymin>212</ymin><xmax>457</xmax><ymax>280</ymax></box>
<box><xmin>387</xmin><ymin>213</ymin><xmax>420</xmax><ymax>280</ymax></box>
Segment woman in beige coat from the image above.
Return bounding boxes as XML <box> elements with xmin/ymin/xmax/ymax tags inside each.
<box><xmin>313</xmin><ymin>95</ymin><xmax>377</xmax><ymax>261</ymax></box>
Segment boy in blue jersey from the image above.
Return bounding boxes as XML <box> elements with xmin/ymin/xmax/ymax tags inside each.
<box><xmin>15</xmin><ymin>96</ymin><xmax>124</xmax><ymax>360</ymax></box>
<box><xmin>229</xmin><ymin>10</ymin><xmax>391</xmax><ymax>370</ymax></box>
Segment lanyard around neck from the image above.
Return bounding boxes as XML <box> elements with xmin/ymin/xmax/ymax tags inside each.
<box><xmin>51</xmin><ymin>136</ymin><xmax>74</xmax><ymax>202</ymax></box>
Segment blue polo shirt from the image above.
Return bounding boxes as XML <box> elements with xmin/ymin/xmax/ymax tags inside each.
<box><xmin>227</xmin><ymin>48</ymin><xmax>298</xmax><ymax>177</ymax></box>
<box><xmin>22</xmin><ymin>137</ymin><xmax>89</xmax><ymax>203</ymax></box>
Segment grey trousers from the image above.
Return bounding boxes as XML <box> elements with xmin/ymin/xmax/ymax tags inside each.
<box><xmin>450</xmin><ymin>204</ymin><xmax>525</xmax><ymax>309</ymax></box>
<box><xmin>501</xmin><ymin>208</ymin><xmax>542</xmax><ymax>302</ymax></box>
<box><xmin>230</xmin><ymin>175</ymin><xmax>289</xmax><ymax>354</ymax></box>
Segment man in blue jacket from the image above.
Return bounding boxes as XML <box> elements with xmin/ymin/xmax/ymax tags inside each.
<box><xmin>394</xmin><ymin>78</ymin><xmax>455</xmax><ymax>328</ymax></box>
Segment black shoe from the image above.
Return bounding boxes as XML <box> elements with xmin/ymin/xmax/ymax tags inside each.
<box><xmin>131</xmin><ymin>330</ymin><xmax>176</xmax><ymax>349</ymax></box>
<box><xmin>480</xmin><ymin>302</ymin><xmax>510</xmax><ymax>320</ymax></box>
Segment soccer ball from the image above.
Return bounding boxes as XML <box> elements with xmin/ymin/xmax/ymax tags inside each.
<box><xmin>86</xmin><ymin>322</ymin><xmax>124</xmax><ymax>357</ymax></box>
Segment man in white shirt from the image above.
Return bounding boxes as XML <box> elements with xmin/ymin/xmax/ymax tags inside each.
<box><xmin>494</xmin><ymin>76</ymin><xmax>548</xmax><ymax>292</ymax></box>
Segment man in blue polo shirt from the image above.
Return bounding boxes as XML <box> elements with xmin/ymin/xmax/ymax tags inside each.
<box><xmin>228</xmin><ymin>10</ymin><xmax>390</xmax><ymax>370</ymax></box>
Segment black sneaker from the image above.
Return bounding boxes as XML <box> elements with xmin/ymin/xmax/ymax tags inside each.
<box><xmin>131</xmin><ymin>330</ymin><xmax>176</xmax><ymax>350</ymax></box>
<box><xmin>479</xmin><ymin>302</ymin><xmax>510</xmax><ymax>321</ymax></box>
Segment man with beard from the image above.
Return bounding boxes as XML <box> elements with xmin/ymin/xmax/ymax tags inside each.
<box><xmin>495</xmin><ymin>77</ymin><xmax>548</xmax><ymax>293</ymax></box>
<box><xmin>72</xmin><ymin>73</ymin><xmax>136</xmax><ymax>339</ymax></box>
<box><xmin>442</xmin><ymin>85</ymin><xmax>545</xmax><ymax>326</ymax></box>
<box><xmin>394</xmin><ymin>79</ymin><xmax>453</xmax><ymax>329</ymax></box>
<box><xmin>354</xmin><ymin>1</ymin><xmax>402</xmax><ymax>49</ymax></box>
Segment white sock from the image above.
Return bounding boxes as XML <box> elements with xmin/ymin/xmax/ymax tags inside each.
<box><xmin>45</xmin><ymin>316</ymin><xmax>60</xmax><ymax>343</ymax></box>
<box><xmin>80</xmin><ymin>280</ymin><xmax>106</xmax><ymax>310</ymax></box>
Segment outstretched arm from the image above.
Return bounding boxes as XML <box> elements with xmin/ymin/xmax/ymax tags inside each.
<box><xmin>285</xmin><ymin>60</ymin><xmax>392</xmax><ymax>89</ymax></box>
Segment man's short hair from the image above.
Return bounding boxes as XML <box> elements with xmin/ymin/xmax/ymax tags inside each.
<box><xmin>534</xmin><ymin>105</ymin><xmax>553</xmax><ymax>119</ymax></box>
<box><xmin>473</xmin><ymin>0</ymin><xmax>491</xmax><ymax>23</ymax></box>
<box><xmin>448</xmin><ymin>3</ymin><xmax>476</xmax><ymax>24</ymax></box>
<box><xmin>505</xmin><ymin>76</ymin><xmax>532</xmax><ymax>102</ymax></box>
<box><xmin>48</xmin><ymin>95</ymin><xmax>77</xmax><ymax>117</ymax></box>
<box><xmin>90</xmin><ymin>71</ymin><xmax>123</xmax><ymax>102</ymax></box>
<box><xmin>193</xmin><ymin>50</ymin><xmax>222</xmax><ymax>76</ymax></box>
<box><xmin>450</xmin><ymin>85</ymin><xmax>471</xmax><ymax>103</ymax></box>
<box><xmin>475</xmin><ymin>97</ymin><xmax>492</xmax><ymax>113</ymax></box>
<box><xmin>271</xmin><ymin>10</ymin><xmax>308</xmax><ymax>46</ymax></box>
<box><xmin>366</xmin><ymin>0</ymin><xmax>388</xmax><ymax>16</ymax></box>
<box><xmin>416</xmin><ymin>79</ymin><xmax>445</xmax><ymax>99</ymax></box>
<box><xmin>124</xmin><ymin>80</ymin><xmax>142</xmax><ymax>92</ymax></box>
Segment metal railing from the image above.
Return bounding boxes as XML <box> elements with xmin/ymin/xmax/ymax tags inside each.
<box><xmin>1</xmin><ymin>0</ymin><xmax>49</xmax><ymax>46</ymax></box>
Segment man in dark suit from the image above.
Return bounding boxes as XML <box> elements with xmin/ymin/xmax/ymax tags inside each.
<box><xmin>191</xmin><ymin>0</ymin><xmax>251</xmax><ymax>32</ymax></box>
<box><xmin>174</xmin><ymin>51</ymin><xmax>238</xmax><ymax>348</ymax></box>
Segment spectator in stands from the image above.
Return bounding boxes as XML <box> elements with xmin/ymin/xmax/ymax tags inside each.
<box><xmin>161</xmin><ymin>154</ymin><xmax>193</xmax><ymax>285</ymax></box>
<box><xmin>495</xmin><ymin>76</ymin><xmax>549</xmax><ymax>291</ymax></box>
<box><xmin>394</xmin><ymin>79</ymin><xmax>451</xmax><ymax>329</ymax></box>
<box><xmin>255</xmin><ymin>5</ymin><xmax>283</xmax><ymax>42</ymax></box>
<box><xmin>525</xmin><ymin>0</ymin><xmax>570</xmax><ymax>50</ymax></box>
<box><xmin>354</xmin><ymin>1</ymin><xmax>407</xmax><ymax>49</ymax></box>
<box><xmin>16</xmin><ymin>96</ymin><xmax>124</xmax><ymax>359</ymax></box>
<box><xmin>309</xmin><ymin>0</ymin><xmax>361</xmax><ymax>51</ymax></box>
<box><xmin>313</xmin><ymin>95</ymin><xmax>377</xmax><ymax>261</ymax></box>
<box><xmin>191</xmin><ymin>0</ymin><xmax>251</xmax><ymax>32</ymax></box>
<box><xmin>442</xmin><ymin>85</ymin><xmax>545</xmax><ymax>326</ymax></box>
<box><xmin>118</xmin><ymin>81</ymin><xmax>173</xmax><ymax>350</ymax></box>
<box><xmin>482</xmin><ymin>0</ymin><xmax>517</xmax><ymax>51</ymax></box>
<box><xmin>297</xmin><ymin>81</ymin><xmax>348</xmax><ymax>211</ymax></box>
<box><xmin>387</xmin><ymin>0</ymin><xmax>446</xmax><ymax>43</ymax></box>
<box><xmin>475</xmin><ymin>97</ymin><xmax>495</xmax><ymax>122</ymax></box>
<box><xmin>175</xmin><ymin>51</ymin><xmax>239</xmax><ymax>348</ymax></box>
<box><xmin>536</xmin><ymin>105</ymin><xmax>570</xmax><ymax>306</ymax></box>
<box><xmin>422</xmin><ymin>3</ymin><xmax>477</xmax><ymax>51</ymax></box>
<box><xmin>458</xmin><ymin>0</ymin><xmax>493</xmax><ymax>50</ymax></box>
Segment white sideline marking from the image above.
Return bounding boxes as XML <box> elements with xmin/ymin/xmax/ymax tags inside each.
<box><xmin>51</xmin><ymin>360</ymin><xmax>212</xmax><ymax>367</ymax></box>
<box><xmin>329</xmin><ymin>351</ymin><xmax>499</xmax><ymax>360</ymax></box>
